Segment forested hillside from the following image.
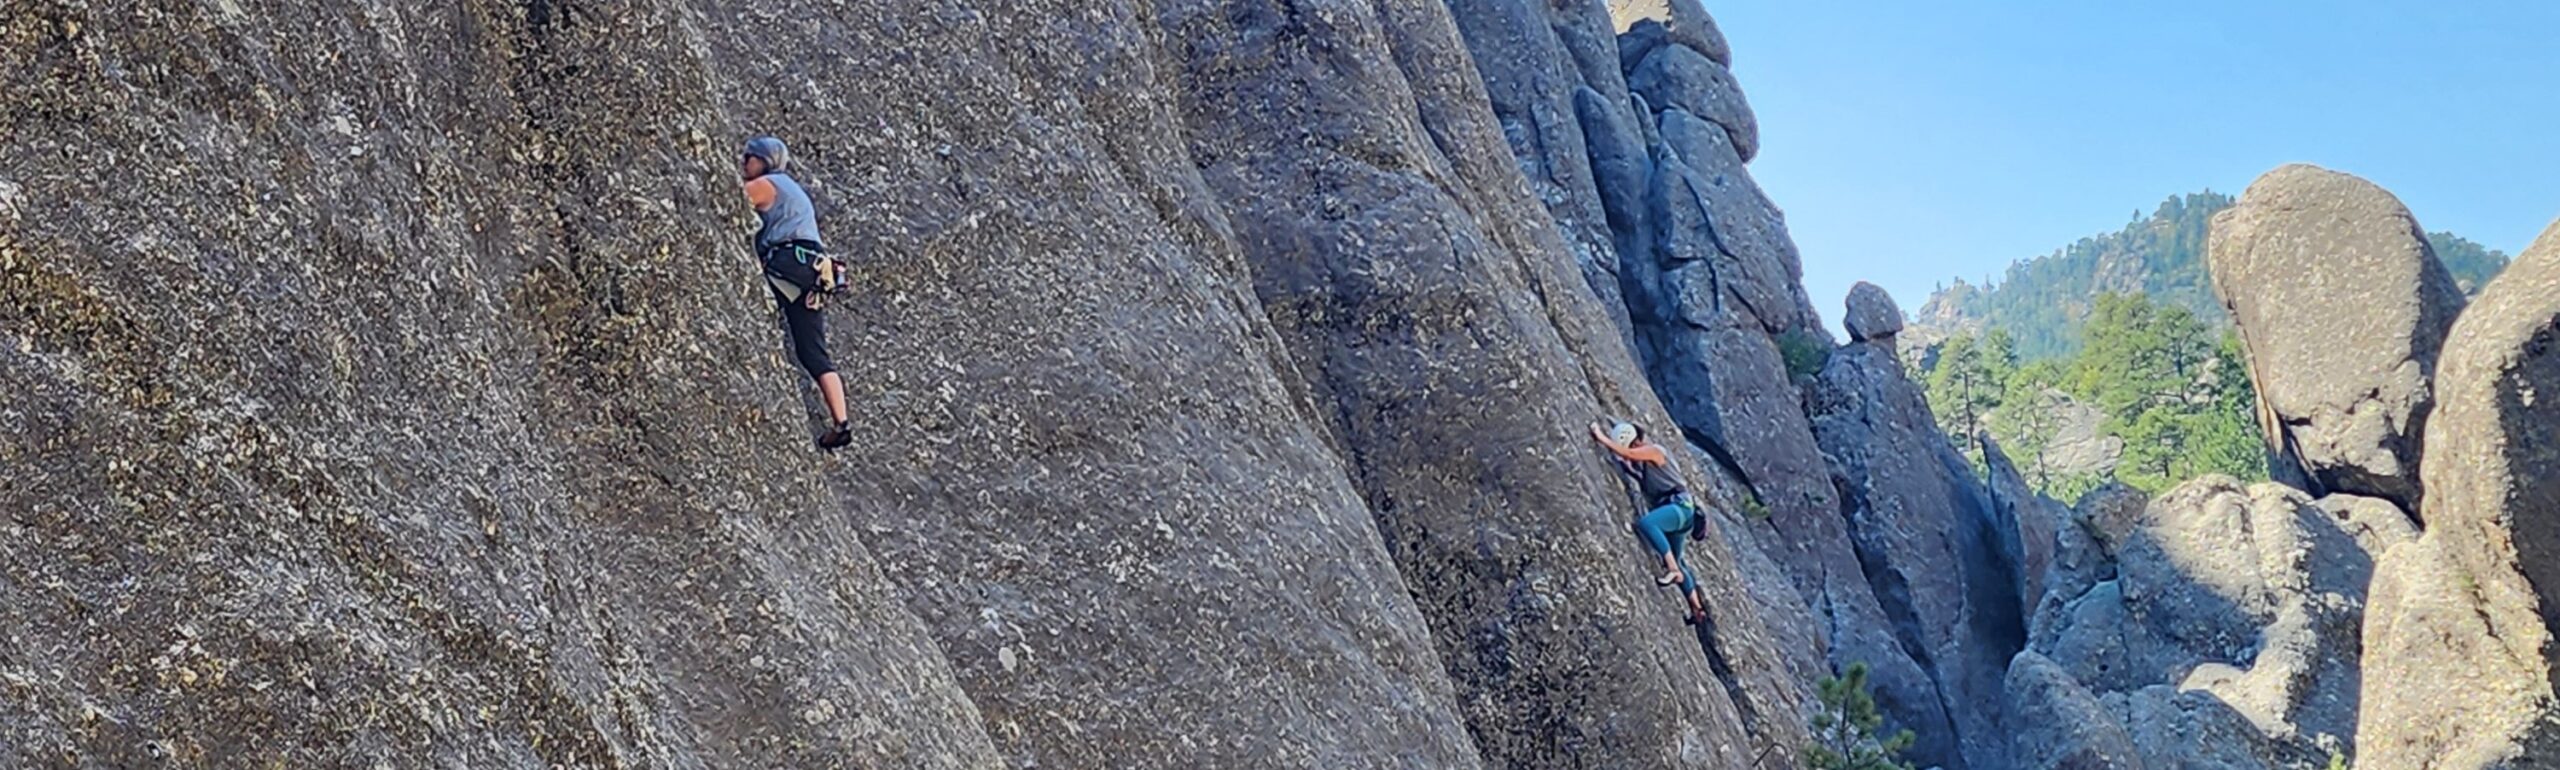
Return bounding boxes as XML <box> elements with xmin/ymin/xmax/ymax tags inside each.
<box><xmin>1917</xmin><ymin>192</ymin><xmax>2509</xmax><ymax>361</ymax></box>
<box><xmin>1924</xmin><ymin>293</ymin><xmax>2264</xmax><ymax>500</ymax></box>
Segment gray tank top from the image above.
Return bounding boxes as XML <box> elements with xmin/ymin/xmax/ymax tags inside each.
<box><xmin>754</xmin><ymin>172</ymin><xmax>825</xmax><ymax>250</ymax></box>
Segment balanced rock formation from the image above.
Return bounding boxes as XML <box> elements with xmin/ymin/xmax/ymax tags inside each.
<box><xmin>1846</xmin><ymin>281</ymin><xmax>1905</xmax><ymax>343</ymax></box>
<box><xmin>2208</xmin><ymin>164</ymin><xmax>2465</xmax><ymax>511</ymax></box>
<box><xmin>1810</xmin><ymin>288</ymin><xmax>2025</xmax><ymax>770</ymax></box>
<box><xmin>2359</xmin><ymin>219</ymin><xmax>2560</xmax><ymax>768</ymax></box>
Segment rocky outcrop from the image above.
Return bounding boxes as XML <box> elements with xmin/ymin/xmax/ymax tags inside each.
<box><xmin>2113</xmin><ymin>686</ymin><xmax>2326</xmax><ymax>770</ymax></box>
<box><xmin>1444</xmin><ymin>0</ymin><xmax>1640</xmax><ymax>342</ymax></box>
<box><xmin>1983</xmin><ymin>389</ymin><xmax>2123</xmax><ymax>484</ymax></box>
<box><xmin>2208</xmin><ymin>164</ymin><xmax>2464</xmax><ymax>512</ymax></box>
<box><xmin>2022</xmin><ymin>486</ymin><xmax>2125</xmax><ymax>643</ymax></box>
<box><xmin>1985</xmin><ymin>436</ymin><xmax>2066</xmax><ymax>623</ymax></box>
<box><xmin>2017</xmin><ymin>477</ymin><xmax>2411</xmax><ymax>767</ymax></box>
<box><xmin>1515</xmin><ymin>11</ymin><xmax>2009</xmax><ymax>766</ymax></box>
<box><xmin>2359</xmin><ymin>219</ymin><xmax>2560</xmax><ymax>768</ymax></box>
<box><xmin>1437</xmin><ymin>4</ymin><xmax>2042</xmax><ymax>765</ymax></box>
<box><xmin>1171</xmin><ymin>0</ymin><xmax>1795</xmax><ymax>765</ymax></box>
<box><xmin>1846</xmin><ymin>281</ymin><xmax>1905</xmax><ymax>343</ymax></box>
<box><xmin>2005</xmin><ymin>652</ymin><xmax>2146</xmax><ymax>770</ymax></box>
<box><xmin>1810</xmin><ymin>323</ymin><xmax>2025</xmax><ymax>770</ymax></box>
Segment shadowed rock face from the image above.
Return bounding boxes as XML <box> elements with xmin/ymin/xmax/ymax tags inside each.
<box><xmin>2017</xmin><ymin>476</ymin><xmax>2412</xmax><ymax>768</ymax></box>
<box><xmin>1983</xmin><ymin>437</ymin><xmax>2063</xmax><ymax>633</ymax></box>
<box><xmin>2209</xmin><ymin>163</ymin><xmax>2464</xmax><ymax>513</ymax></box>
<box><xmin>1811</xmin><ymin>336</ymin><xmax>2025</xmax><ymax>770</ymax></box>
<box><xmin>2360</xmin><ymin>219</ymin><xmax>2560</xmax><ymax>769</ymax></box>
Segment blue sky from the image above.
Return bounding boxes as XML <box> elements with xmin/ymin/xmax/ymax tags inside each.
<box><xmin>1703</xmin><ymin>1</ymin><xmax>2560</xmax><ymax>330</ymax></box>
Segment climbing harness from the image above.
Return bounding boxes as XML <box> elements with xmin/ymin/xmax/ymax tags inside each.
<box><xmin>763</xmin><ymin>241</ymin><xmax>846</xmax><ymax>308</ymax></box>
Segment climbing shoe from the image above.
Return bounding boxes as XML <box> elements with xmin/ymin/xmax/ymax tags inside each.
<box><xmin>817</xmin><ymin>421</ymin><xmax>852</xmax><ymax>451</ymax></box>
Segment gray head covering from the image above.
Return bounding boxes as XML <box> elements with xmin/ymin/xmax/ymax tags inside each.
<box><xmin>743</xmin><ymin>135</ymin><xmax>790</xmax><ymax>174</ymax></box>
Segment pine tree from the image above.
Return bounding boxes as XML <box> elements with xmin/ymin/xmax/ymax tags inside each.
<box><xmin>1805</xmin><ymin>662</ymin><xmax>1916</xmax><ymax>770</ymax></box>
<box><xmin>1924</xmin><ymin>331</ymin><xmax>2013</xmax><ymax>467</ymax></box>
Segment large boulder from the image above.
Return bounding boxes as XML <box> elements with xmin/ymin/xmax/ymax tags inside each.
<box><xmin>2005</xmin><ymin>652</ymin><xmax>2148</xmax><ymax>770</ymax></box>
<box><xmin>2075</xmin><ymin>483</ymin><xmax>2151</xmax><ymax>561</ymax></box>
<box><xmin>2360</xmin><ymin>219</ymin><xmax>2560</xmax><ymax>768</ymax></box>
<box><xmin>1649</xmin><ymin>109</ymin><xmax>1810</xmax><ymax>333</ymax></box>
<box><xmin>2208</xmin><ymin>164</ymin><xmax>2464</xmax><ymax>512</ymax></box>
<box><xmin>1846</xmin><ymin>281</ymin><xmax>1906</xmax><ymax>343</ymax></box>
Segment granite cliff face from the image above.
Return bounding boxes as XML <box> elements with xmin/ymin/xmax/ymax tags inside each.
<box><xmin>3</xmin><ymin>0</ymin><xmax>1836</xmax><ymax>767</ymax></box>
<box><xmin>13</xmin><ymin>2</ymin><xmax>2542</xmax><ymax>769</ymax></box>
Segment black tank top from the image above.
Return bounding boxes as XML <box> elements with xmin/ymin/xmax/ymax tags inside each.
<box><xmin>1619</xmin><ymin>454</ymin><xmax>1687</xmax><ymax>506</ymax></box>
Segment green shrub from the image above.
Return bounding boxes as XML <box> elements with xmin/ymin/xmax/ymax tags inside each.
<box><xmin>1777</xmin><ymin>328</ymin><xmax>1832</xmax><ymax>380</ymax></box>
<box><xmin>1740</xmin><ymin>494</ymin><xmax>1771</xmax><ymax>521</ymax></box>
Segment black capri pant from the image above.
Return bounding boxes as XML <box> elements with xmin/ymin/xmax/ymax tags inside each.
<box><xmin>773</xmin><ymin>290</ymin><xmax>835</xmax><ymax>380</ymax></box>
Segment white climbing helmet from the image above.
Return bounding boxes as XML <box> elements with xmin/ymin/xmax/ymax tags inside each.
<box><xmin>1609</xmin><ymin>421</ymin><xmax>1639</xmax><ymax>445</ymax></box>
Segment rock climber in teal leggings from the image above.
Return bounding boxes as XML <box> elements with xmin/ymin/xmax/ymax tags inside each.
<box><xmin>1592</xmin><ymin>420</ymin><xmax>1710</xmax><ymax>625</ymax></box>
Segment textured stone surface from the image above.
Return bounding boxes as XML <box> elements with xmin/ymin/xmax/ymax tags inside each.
<box><xmin>2005</xmin><ymin>652</ymin><xmax>2147</xmax><ymax>770</ymax></box>
<box><xmin>0</xmin><ymin>1</ymin><xmax>1508</xmax><ymax>766</ymax></box>
<box><xmin>2021</xmin><ymin>477</ymin><xmax>2409</xmax><ymax>767</ymax></box>
<box><xmin>1627</xmin><ymin>44</ymin><xmax>1760</xmax><ymax>163</ymax></box>
<box><xmin>1984</xmin><ymin>435</ymin><xmax>2066</xmax><ymax>623</ymax></box>
<box><xmin>2360</xmin><ymin>219</ymin><xmax>2560</xmax><ymax>769</ymax></box>
<box><xmin>2209</xmin><ymin>164</ymin><xmax>2464</xmax><ymax>512</ymax></box>
<box><xmin>0</xmin><ymin>2</ymin><xmax>1017</xmax><ymax>765</ymax></box>
<box><xmin>1608</xmin><ymin>0</ymin><xmax>1731</xmax><ymax>66</ymax></box>
<box><xmin>1810</xmin><ymin>339</ymin><xmax>2024</xmax><ymax>770</ymax></box>
<box><xmin>2112</xmin><ymin>686</ymin><xmax>2325</xmax><ymax>770</ymax></box>
<box><xmin>1845</xmin><ymin>281</ymin><xmax>1905</xmax><ymax>343</ymax></box>
<box><xmin>1163</xmin><ymin>0</ymin><xmax>1792</xmax><ymax>765</ymax></box>
<box><xmin>2119</xmin><ymin>481</ymin><xmax>2402</xmax><ymax>752</ymax></box>
<box><xmin>2024</xmin><ymin>487</ymin><xmax>2119</xmax><ymax>643</ymax></box>
<box><xmin>1444</xmin><ymin>0</ymin><xmax>1636</xmax><ymax>342</ymax></box>
<box><xmin>2076</xmin><ymin>483</ymin><xmax>2151</xmax><ymax>560</ymax></box>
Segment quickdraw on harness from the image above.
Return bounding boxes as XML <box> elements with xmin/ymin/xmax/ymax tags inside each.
<box><xmin>764</xmin><ymin>242</ymin><xmax>848</xmax><ymax>308</ymax></box>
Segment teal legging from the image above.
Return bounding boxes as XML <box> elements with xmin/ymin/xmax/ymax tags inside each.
<box><xmin>1633</xmin><ymin>499</ymin><xmax>1699</xmax><ymax>595</ymax></box>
